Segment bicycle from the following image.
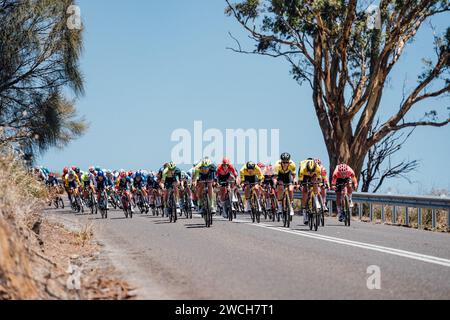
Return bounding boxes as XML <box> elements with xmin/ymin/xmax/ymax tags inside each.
<box><xmin>180</xmin><ymin>183</ymin><xmax>193</xmax><ymax>219</ymax></box>
<box><xmin>98</xmin><ymin>189</ymin><xmax>109</xmax><ymax>219</ymax></box>
<box><xmin>135</xmin><ymin>188</ymin><xmax>150</xmax><ymax>214</ymax></box>
<box><xmin>218</xmin><ymin>181</ymin><xmax>236</xmax><ymax>221</ymax></box>
<box><xmin>335</xmin><ymin>179</ymin><xmax>352</xmax><ymax>226</ymax></box>
<box><xmin>245</xmin><ymin>182</ymin><xmax>262</xmax><ymax>224</ymax></box>
<box><xmin>198</xmin><ymin>181</ymin><xmax>213</xmax><ymax>228</ymax></box>
<box><xmin>70</xmin><ymin>188</ymin><xmax>84</xmax><ymax>214</ymax></box>
<box><xmin>303</xmin><ymin>181</ymin><xmax>325</xmax><ymax>231</ymax></box>
<box><xmin>83</xmin><ymin>187</ymin><xmax>98</xmax><ymax>215</ymax></box>
<box><xmin>278</xmin><ymin>183</ymin><xmax>292</xmax><ymax>228</ymax></box>
<box><xmin>262</xmin><ymin>182</ymin><xmax>278</xmax><ymax>222</ymax></box>
<box><xmin>119</xmin><ymin>190</ymin><xmax>133</xmax><ymax>219</ymax></box>
<box><xmin>166</xmin><ymin>187</ymin><xmax>178</xmax><ymax>223</ymax></box>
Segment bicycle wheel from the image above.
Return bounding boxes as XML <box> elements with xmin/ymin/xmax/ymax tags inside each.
<box><xmin>283</xmin><ymin>191</ymin><xmax>290</xmax><ymax>228</ymax></box>
<box><xmin>344</xmin><ymin>196</ymin><xmax>351</xmax><ymax>226</ymax></box>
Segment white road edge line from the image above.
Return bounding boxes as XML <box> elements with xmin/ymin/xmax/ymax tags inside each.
<box><xmin>223</xmin><ymin>217</ymin><xmax>450</xmax><ymax>268</ymax></box>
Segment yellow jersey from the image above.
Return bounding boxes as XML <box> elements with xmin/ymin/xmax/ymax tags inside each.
<box><xmin>64</xmin><ymin>174</ymin><xmax>80</xmax><ymax>188</ymax></box>
<box><xmin>298</xmin><ymin>160</ymin><xmax>322</xmax><ymax>181</ymax></box>
<box><xmin>274</xmin><ymin>160</ymin><xmax>296</xmax><ymax>176</ymax></box>
<box><xmin>239</xmin><ymin>165</ymin><xmax>264</xmax><ymax>182</ymax></box>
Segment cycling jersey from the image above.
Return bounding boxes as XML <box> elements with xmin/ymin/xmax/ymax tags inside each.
<box><xmin>216</xmin><ymin>163</ymin><xmax>238</xmax><ymax>178</ymax></box>
<box><xmin>298</xmin><ymin>160</ymin><xmax>322</xmax><ymax>182</ymax></box>
<box><xmin>274</xmin><ymin>160</ymin><xmax>296</xmax><ymax>184</ymax></box>
<box><xmin>161</xmin><ymin>167</ymin><xmax>182</xmax><ymax>183</ymax></box>
<box><xmin>116</xmin><ymin>176</ymin><xmax>131</xmax><ymax>191</ymax></box>
<box><xmin>193</xmin><ymin>163</ymin><xmax>217</xmax><ymax>182</ymax></box>
<box><xmin>331</xmin><ymin>166</ymin><xmax>358</xmax><ymax>189</ymax></box>
<box><xmin>239</xmin><ymin>165</ymin><xmax>264</xmax><ymax>182</ymax></box>
<box><xmin>64</xmin><ymin>175</ymin><xmax>80</xmax><ymax>189</ymax></box>
<box><xmin>274</xmin><ymin>160</ymin><xmax>296</xmax><ymax>176</ymax></box>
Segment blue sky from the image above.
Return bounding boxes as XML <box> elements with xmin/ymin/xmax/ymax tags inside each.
<box><xmin>38</xmin><ymin>0</ymin><xmax>450</xmax><ymax>194</ymax></box>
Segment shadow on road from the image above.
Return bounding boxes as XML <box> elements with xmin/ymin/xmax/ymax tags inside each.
<box><xmin>185</xmin><ymin>223</ymin><xmax>207</xmax><ymax>229</ymax></box>
<box><xmin>110</xmin><ymin>217</ymin><xmax>128</xmax><ymax>220</ymax></box>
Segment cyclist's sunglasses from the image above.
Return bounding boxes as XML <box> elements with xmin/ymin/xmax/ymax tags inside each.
<box><xmin>281</xmin><ymin>161</ymin><xmax>290</xmax><ymax>165</ymax></box>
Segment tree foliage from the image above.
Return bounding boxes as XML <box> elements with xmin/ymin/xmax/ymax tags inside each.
<box><xmin>0</xmin><ymin>0</ymin><xmax>87</xmax><ymax>162</ymax></box>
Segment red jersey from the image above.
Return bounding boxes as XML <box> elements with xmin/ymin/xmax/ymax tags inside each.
<box><xmin>332</xmin><ymin>165</ymin><xmax>357</xmax><ymax>187</ymax></box>
<box><xmin>217</xmin><ymin>164</ymin><xmax>238</xmax><ymax>177</ymax></box>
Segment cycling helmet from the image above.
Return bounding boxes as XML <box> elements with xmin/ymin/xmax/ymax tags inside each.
<box><xmin>71</xmin><ymin>166</ymin><xmax>77</xmax><ymax>171</ymax></box>
<box><xmin>222</xmin><ymin>157</ymin><xmax>231</xmax><ymax>165</ymax></box>
<box><xmin>95</xmin><ymin>166</ymin><xmax>102</xmax><ymax>172</ymax></box>
<box><xmin>97</xmin><ymin>170</ymin><xmax>105</xmax><ymax>178</ymax></box>
<box><xmin>120</xmin><ymin>172</ymin><xmax>127</xmax><ymax>178</ymax></box>
<box><xmin>168</xmin><ymin>162</ymin><xmax>177</xmax><ymax>170</ymax></box>
<box><xmin>74</xmin><ymin>167</ymin><xmax>80</xmax><ymax>174</ymax></box>
<box><xmin>257</xmin><ymin>162</ymin><xmax>265</xmax><ymax>169</ymax></box>
<box><xmin>89</xmin><ymin>166</ymin><xmax>95</xmax><ymax>173</ymax></box>
<box><xmin>306</xmin><ymin>160</ymin><xmax>317</xmax><ymax>173</ymax></box>
<box><xmin>246</xmin><ymin>161</ymin><xmax>256</xmax><ymax>170</ymax></box>
<box><xmin>63</xmin><ymin>167</ymin><xmax>69</xmax><ymax>174</ymax></box>
<box><xmin>314</xmin><ymin>158</ymin><xmax>322</xmax><ymax>166</ymax></box>
<box><xmin>128</xmin><ymin>171</ymin><xmax>133</xmax><ymax>177</ymax></box>
<box><xmin>281</xmin><ymin>153</ymin><xmax>291</xmax><ymax>161</ymax></box>
<box><xmin>201</xmin><ymin>158</ymin><xmax>211</xmax><ymax>168</ymax></box>
<box><xmin>181</xmin><ymin>171</ymin><xmax>187</xmax><ymax>179</ymax></box>
<box><xmin>49</xmin><ymin>172</ymin><xmax>55</xmax><ymax>177</ymax></box>
<box><xmin>135</xmin><ymin>171</ymin><xmax>142</xmax><ymax>179</ymax></box>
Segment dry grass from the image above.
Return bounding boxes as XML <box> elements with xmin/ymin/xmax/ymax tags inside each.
<box><xmin>0</xmin><ymin>152</ymin><xmax>47</xmax><ymax>299</ymax></box>
<box><xmin>351</xmin><ymin>204</ymin><xmax>449</xmax><ymax>232</ymax></box>
<box><xmin>0</xmin><ymin>149</ymin><xmax>135</xmax><ymax>300</ymax></box>
<box><xmin>74</xmin><ymin>223</ymin><xmax>94</xmax><ymax>247</ymax></box>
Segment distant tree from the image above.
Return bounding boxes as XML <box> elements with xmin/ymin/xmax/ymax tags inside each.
<box><xmin>225</xmin><ymin>0</ymin><xmax>450</xmax><ymax>185</ymax></box>
<box><xmin>360</xmin><ymin>121</ymin><xmax>419</xmax><ymax>192</ymax></box>
<box><xmin>0</xmin><ymin>0</ymin><xmax>87</xmax><ymax>162</ymax></box>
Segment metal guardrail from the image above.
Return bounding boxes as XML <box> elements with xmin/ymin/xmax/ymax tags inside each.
<box><xmin>293</xmin><ymin>191</ymin><xmax>450</xmax><ymax>232</ymax></box>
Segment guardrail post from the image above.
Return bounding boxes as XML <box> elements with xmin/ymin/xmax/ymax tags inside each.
<box><xmin>358</xmin><ymin>203</ymin><xmax>362</xmax><ymax>220</ymax></box>
<box><xmin>432</xmin><ymin>209</ymin><xmax>436</xmax><ymax>230</ymax></box>
<box><xmin>392</xmin><ymin>206</ymin><xmax>397</xmax><ymax>225</ymax></box>
<box><xmin>405</xmin><ymin>207</ymin><xmax>409</xmax><ymax>226</ymax></box>
<box><xmin>369</xmin><ymin>203</ymin><xmax>373</xmax><ymax>222</ymax></box>
<box><xmin>381</xmin><ymin>205</ymin><xmax>385</xmax><ymax>223</ymax></box>
<box><xmin>328</xmin><ymin>200</ymin><xmax>332</xmax><ymax>217</ymax></box>
<box><xmin>447</xmin><ymin>208</ymin><xmax>450</xmax><ymax>232</ymax></box>
<box><xmin>418</xmin><ymin>208</ymin><xmax>422</xmax><ymax>229</ymax></box>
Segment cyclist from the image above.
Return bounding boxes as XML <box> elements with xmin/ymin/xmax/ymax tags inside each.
<box><xmin>315</xmin><ymin>158</ymin><xmax>330</xmax><ymax>212</ymax></box>
<box><xmin>146</xmin><ymin>171</ymin><xmax>161</xmax><ymax>208</ymax></box>
<box><xmin>192</xmin><ymin>157</ymin><xmax>217</xmax><ymax>214</ymax></box>
<box><xmin>132</xmin><ymin>170</ymin><xmax>148</xmax><ymax>208</ymax></box>
<box><xmin>261</xmin><ymin>163</ymin><xmax>276</xmax><ymax>211</ymax></box>
<box><xmin>80</xmin><ymin>171</ymin><xmax>96</xmax><ymax>205</ymax></box>
<box><xmin>239</xmin><ymin>161</ymin><xmax>264</xmax><ymax>213</ymax></box>
<box><xmin>95</xmin><ymin>170</ymin><xmax>113</xmax><ymax>204</ymax></box>
<box><xmin>331</xmin><ymin>163</ymin><xmax>358</xmax><ymax>222</ymax></box>
<box><xmin>216</xmin><ymin>157</ymin><xmax>239</xmax><ymax>211</ymax></box>
<box><xmin>46</xmin><ymin>172</ymin><xmax>59</xmax><ymax>187</ymax></box>
<box><xmin>179</xmin><ymin>170</ymin><xmax>194</xmax><ymax>210</ymax></box>
<box><xmin>62</xmin><ymin>167</ymin><xmax>72</xmax><ymax>203</ymax></box>
<box><xmin>160</xmin><ymin>162</ymin><xmax>182</xmax><ymax>216</ymax></box>
<box><xmin>115</xmin><ymin>171</ymin><xmax>134</xmax><ymax>213</ymax></box>
<box><xmin>298</xmin><ymin>158</ymin><xmax>323</xmax><ymax>225</ymax></box>
<box><xmin>64</xmin><ymin>170</ymin><xmax>81</xmax><ymax>205</ymax></box>
<box><xmin>274</xmin><ymin>153</ymin><xmax>297</xmax><ymax>217</ymax></box>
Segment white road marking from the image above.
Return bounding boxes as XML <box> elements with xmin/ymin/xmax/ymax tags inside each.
<box><xmin>223</xmin><ymin>217</ymin><xmax>450</xmax><ymax>268</ymax></box>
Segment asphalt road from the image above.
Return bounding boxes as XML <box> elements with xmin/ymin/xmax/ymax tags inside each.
<box><xmin>45</xmin><ymin>202</ymin><xmax>450</xmax><ymax>300</ymax></box>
